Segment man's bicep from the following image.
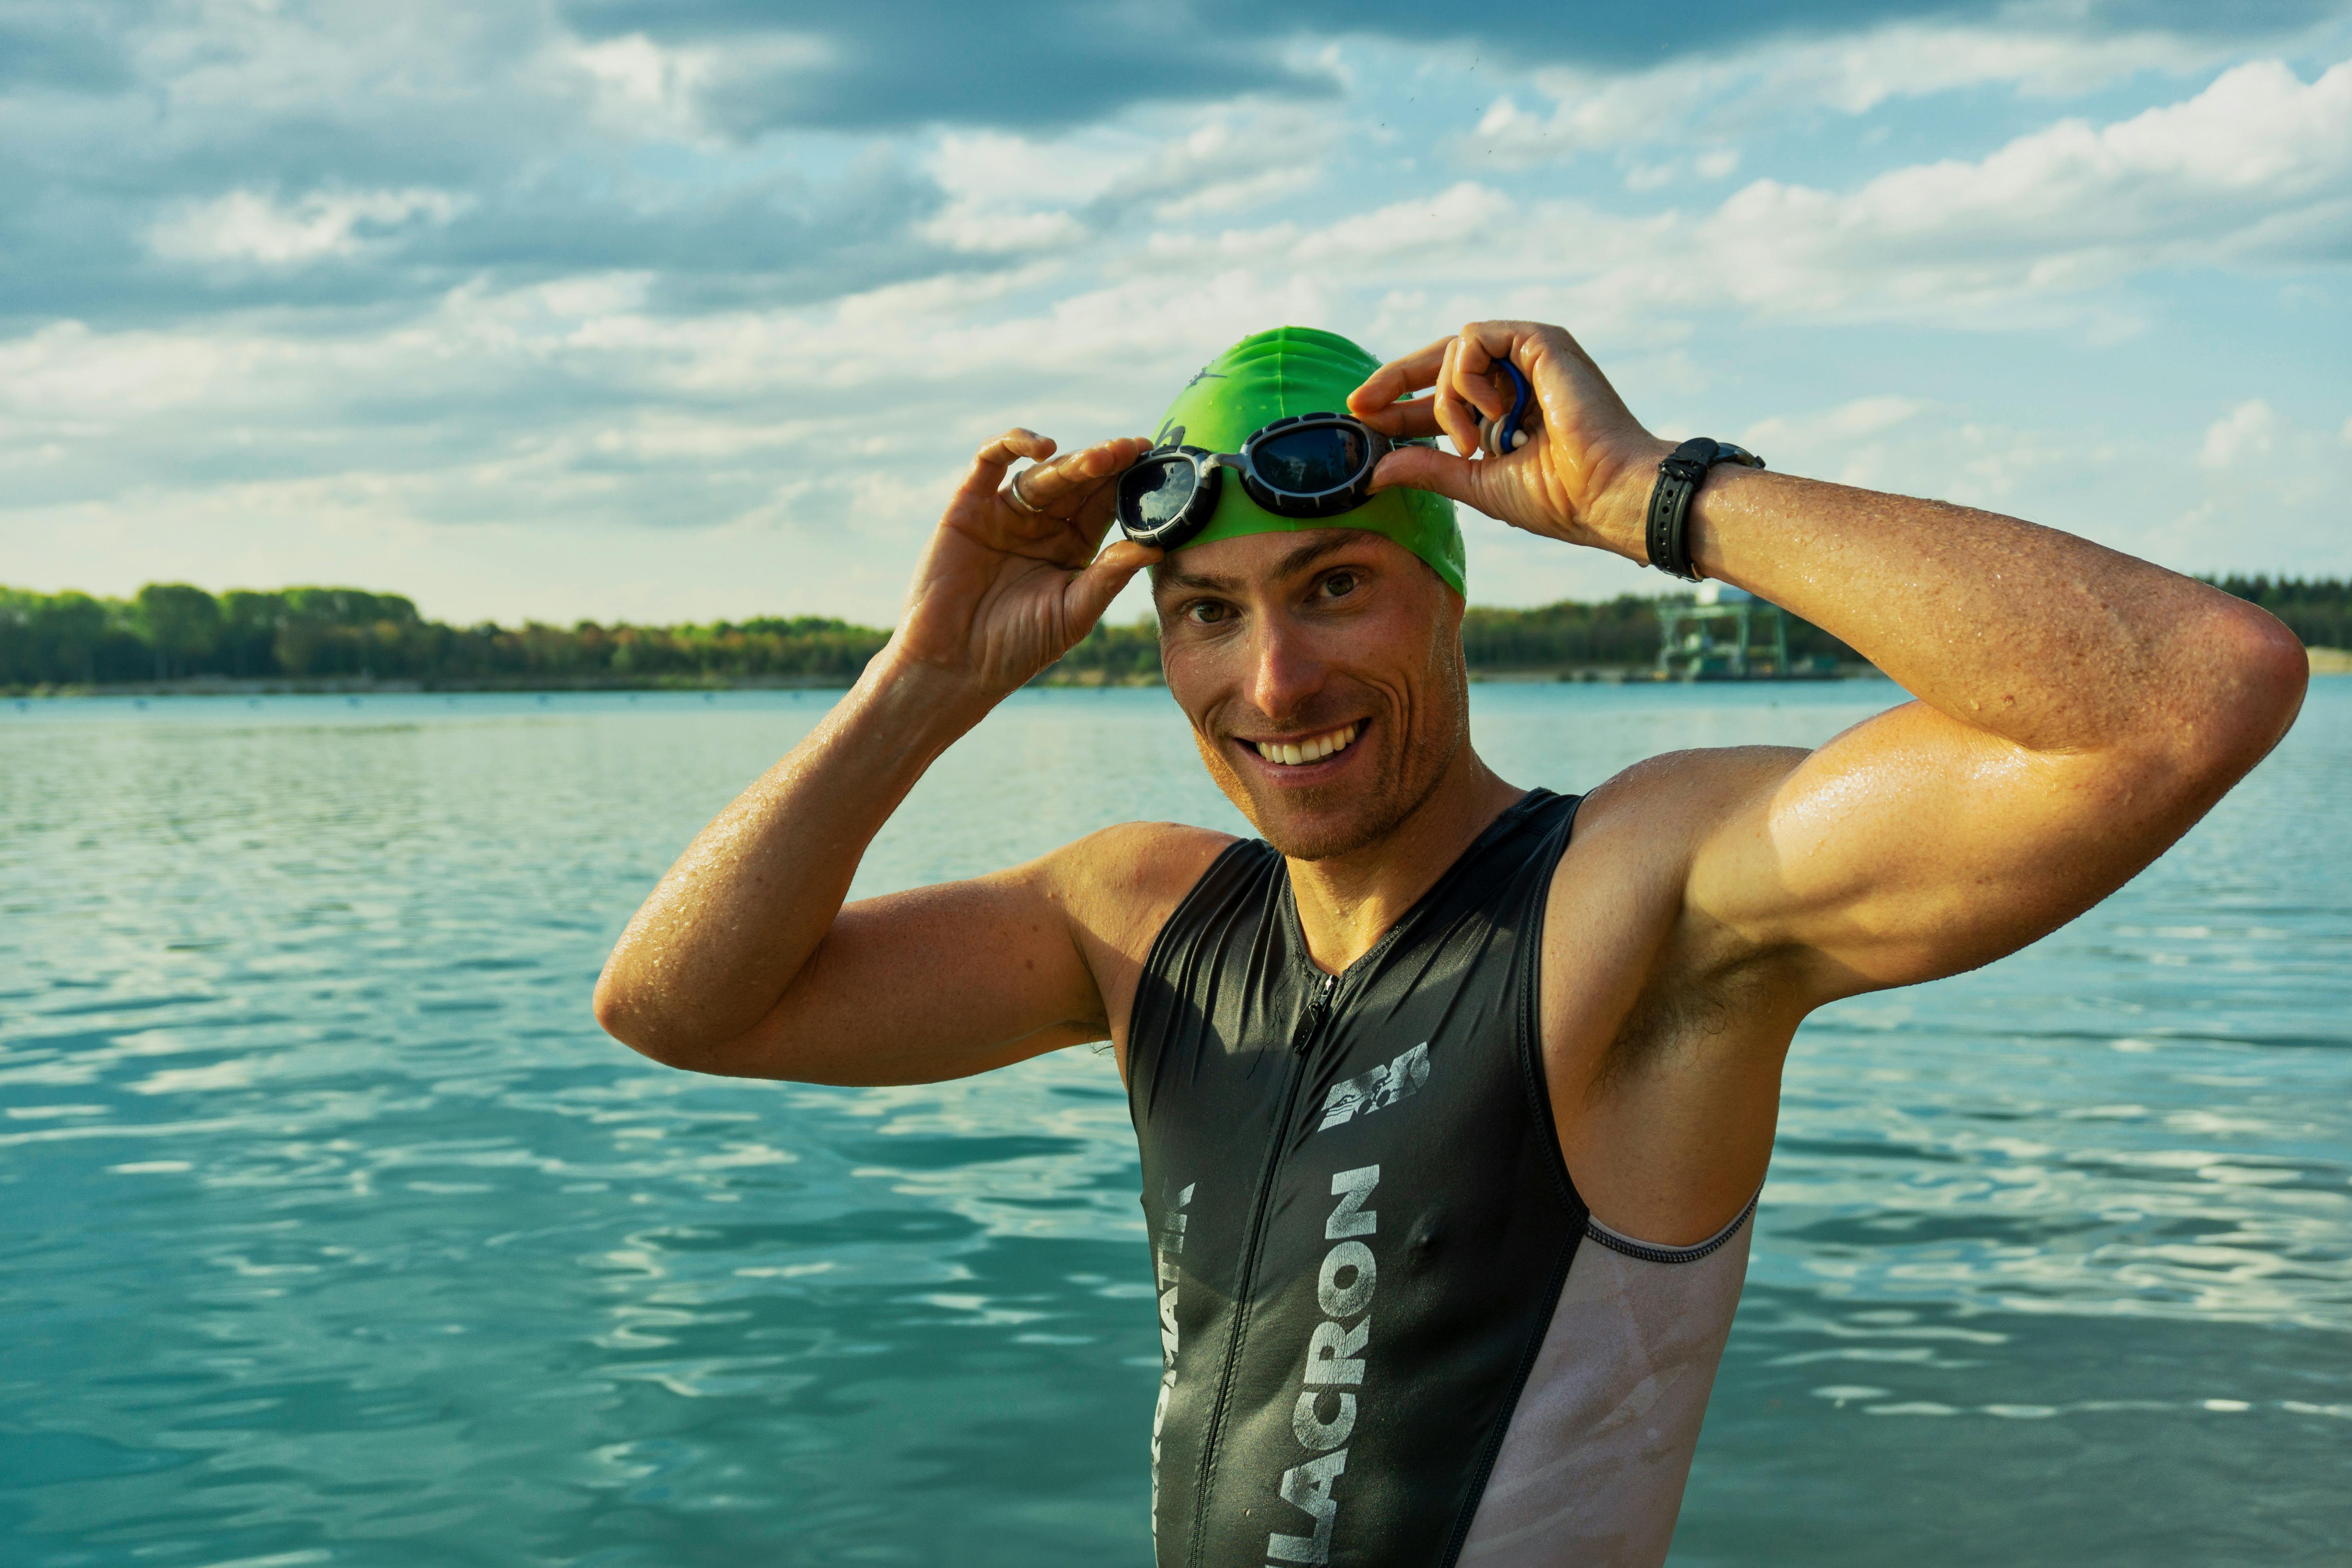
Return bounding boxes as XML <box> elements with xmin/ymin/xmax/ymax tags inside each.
<box><xmin>1690</xmin><ymin>701</ymin><xmax>2178</xmax><ymax>1000</ymax></box>
<box><xmin>715</xmin><ymin>821</ymin><xmax>1232</xmax><ymax>1086</ymax></box>
<box><xmin>705</xmin><ymin>859</ymin><xmax>1109</xmax><ymax>1086</ymax></box>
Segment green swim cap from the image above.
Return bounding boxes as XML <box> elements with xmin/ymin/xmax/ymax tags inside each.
<box><xmin>1151</xmin><ymin>326</ymin><xmax>1464</xmax><ymax>596</ymax></box>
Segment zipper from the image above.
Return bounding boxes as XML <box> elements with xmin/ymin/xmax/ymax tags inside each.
<box><xmin>1185</xmin><ymin>967</ymin><xmax>1339</xmax><ymax>1568</ymax></box>
<box><xmin>1293</xmin><ymin>972</ymin><xmax>1336</xmax><ymax>1052</ymax></box>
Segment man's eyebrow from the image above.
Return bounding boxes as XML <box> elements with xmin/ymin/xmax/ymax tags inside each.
<box><xmin>1153</xmin><ymin>565</ymin><xmax>1239</xmax><ymax>595</ymax></box>
<box><xmin>1272</xmin><ymin>533</ymin><xmax>1364</xmax><ymax>579</ymax></box>
<box><xmin>1151</xmin><ymin>530</ymin><xmax>1374</xmax><ymax>598</ymax></box>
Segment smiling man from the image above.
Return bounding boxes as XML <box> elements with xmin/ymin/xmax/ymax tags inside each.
<box><xmin>592</xmin><ymin>323</ymin><xmax>2305</xmax><ymax>1567</ymax></box>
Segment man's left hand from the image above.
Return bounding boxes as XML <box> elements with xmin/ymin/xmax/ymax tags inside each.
<box><xmin>1347</xmin><ymin>320</ymin><xmax>1670</xmax><ymax>563</ymax></box>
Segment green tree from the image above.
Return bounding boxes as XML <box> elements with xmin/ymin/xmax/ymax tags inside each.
<box><xmin>218</xmin><ymin>590</ymin><xmax>285</xmax><ymax>677</ymax></box>
<box><xmin>39</xmin><ymin>591</ymin><xmax>108</xmax><ymax>685</ymax></box>
<box><xmin>134</xmin><ymin>583</ymin><xmax>221</xmax><ymax>680</ymax></box>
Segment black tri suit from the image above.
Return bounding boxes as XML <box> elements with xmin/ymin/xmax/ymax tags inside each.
<box><xmin>1129</xmin><ymin>788</ymin><xmax>1592</xmax><ymax>1568</ymax></box>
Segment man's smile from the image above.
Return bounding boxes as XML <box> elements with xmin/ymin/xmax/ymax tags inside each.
<box><xmin>1236</xmin><ymin>720</ymin><xmax>1365</xmax><ymax>774</ymax></box>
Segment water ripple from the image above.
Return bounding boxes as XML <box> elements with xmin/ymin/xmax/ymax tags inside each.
<box><xmin>4</xmin><ymin>684</ymin><xmax>2347</xmax><ymax>1566</ymax></box>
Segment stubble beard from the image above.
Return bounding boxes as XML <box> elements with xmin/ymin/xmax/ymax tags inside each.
<box><xmin>1183</xmin><ymin>623</ymin><xmax>1475</xmax><ymax>864</ymax></box>
<box><xmin>1194</xmin><ymin>705</ymin><xmax>1465</xmax><ymax>863</ymax></box>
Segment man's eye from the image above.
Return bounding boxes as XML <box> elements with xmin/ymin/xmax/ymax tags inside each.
<box><xmin>1321</xmin><ymin>571</ymin><xmax>1357</xmax><ymax>598</ymax></box>
<box><xmin>1187</xmin><ymin>601</ymin><xmax>1230</xmax><ymax>624</ymax></box>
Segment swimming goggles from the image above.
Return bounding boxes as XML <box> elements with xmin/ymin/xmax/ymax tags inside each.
<box><xmin>1114</xmin><ymin>361</ymin><xmax>1531</xmax><ymax>551</ymax></box>
<box><xmin>1114</xmin><ymin>413</ymin><xmax>1396</xmax><ymax>550</ymax></box>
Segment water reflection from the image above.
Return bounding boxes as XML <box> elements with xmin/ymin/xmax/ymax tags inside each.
<box><xmin>2</xmin><ymin>684</ymin><xmax>2346</xmax><ymax>1565</ymax></box>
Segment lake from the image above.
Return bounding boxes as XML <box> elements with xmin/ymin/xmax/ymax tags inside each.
<box><xmin>4</xmin><ymin>681</ymin><xmax>2347</xmax><ymax>1566</ymax></box>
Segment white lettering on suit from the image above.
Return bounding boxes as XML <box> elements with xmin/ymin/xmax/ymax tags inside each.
<box><xmin>1266</xmin><ymin>1164</ymin><xmax>1378</xmax><ymax>1566</ymax></box>
<box><xmin>1152</xmin><ymin>1181</ymin><xmax>1193</xmax><ymax>1548</ymax></box>
<box><xmin>1317</xmin><ymin>1044</ymin><xmax>1430</xmax><ymax>1130</ymax></box>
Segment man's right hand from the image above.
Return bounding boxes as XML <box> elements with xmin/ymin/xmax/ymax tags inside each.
<box><xmin>594</xmin><ymin>420</ymin><xmax>1229</xmax><ymax>1083</ymax></box>
<box><xmin>889</xmin><ymin>428</ymin><xmax>1161</xmax><ymax>705</ymax></box>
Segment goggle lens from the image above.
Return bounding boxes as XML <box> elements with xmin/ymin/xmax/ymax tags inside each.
<box><xmin>1120</xmin><ymin>456</ymin><xmax>1200</xmax><ymax>531</ymax></box>
<box><xmin>1252</xmin><ymin>424</ymin><xmax>1370</xmax><ymax>495</ymax></box>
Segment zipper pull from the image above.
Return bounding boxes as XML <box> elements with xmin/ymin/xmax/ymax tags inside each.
<box><xmin>1291</xmin><ymin>972</ymin><xmax>1337</xmax><ymax>1054</ymax></box>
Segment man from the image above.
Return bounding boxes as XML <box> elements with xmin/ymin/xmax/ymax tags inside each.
<box><xmin>593</xmin><ymin>322</ymin><xmax>2304</xmax><ymax>1566</ymax></box>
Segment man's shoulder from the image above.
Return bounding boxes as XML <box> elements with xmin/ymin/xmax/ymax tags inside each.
<box><xmin>1045</xmin><ymin>820</ymin><xmax>1242</xmax><ymax>959</ymax></box>
<box><xmin>1541</xmin><ymin>744</ymin><xmax>1814</xmax><ymax>981</ymax></box>
<box><xmin>1567</xmin><ymin>744</ymin><xmax>1811</xmax><ymax>859</ymax></box>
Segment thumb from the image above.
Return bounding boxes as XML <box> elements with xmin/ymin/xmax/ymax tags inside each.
<box><xmin>1369</xmin><ymin>445</ymin><xmax>1497</xmax><ymax>513</ymax></box>
<box><xmin>1063</xmin><ymin>539</ymin><xmax>1162</xmax><ymax>632</ymax></box>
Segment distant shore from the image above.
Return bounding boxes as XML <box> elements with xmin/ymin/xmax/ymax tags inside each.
<box><xmin>4</xmin><ymin>667</ymin><xmax>1872</xmax><ymax>696</ymax></box>
<box><xmin>6</xmin><ymin>661</ymin><xmax>1916</xmax><ymax>699</ymax></box>
<box><xmin>7</xmin><ymin>577</ymin><xmax>2344</xmax><ymax>696</ymax></box>
<box><xmin>11</xmin><ymin>652</ymin><xmax>2344</xmax><ymax>699</ymax></box>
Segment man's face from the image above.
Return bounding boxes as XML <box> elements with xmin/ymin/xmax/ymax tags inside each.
<box><xmin>1153</xmin><ymin>529</ymin><xmax>1470</xmax><ymax>862</ymax></box>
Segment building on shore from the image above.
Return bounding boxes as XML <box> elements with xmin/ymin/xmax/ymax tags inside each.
<box><xmin>1657</xmin><ymin>584</ymin><xmax>1840</xmax><ymax>681</ymax></box>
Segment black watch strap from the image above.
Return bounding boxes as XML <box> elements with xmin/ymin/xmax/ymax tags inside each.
<box><xmin>1645</xmin><ymin>437</ymin><xmax>1764</xmax><ymax>581</ymax></box>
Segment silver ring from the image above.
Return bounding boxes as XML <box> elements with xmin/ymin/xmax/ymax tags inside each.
<box><xmin>1004</xmin><ymin>467</ymin><xmax>1045</xmax><ymax>514</ymax></box>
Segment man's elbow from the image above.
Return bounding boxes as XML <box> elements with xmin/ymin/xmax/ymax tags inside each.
<box><xmin>592</xmin><ymin>966</ymin><xmax>785</xmax><ymax>1077</ymax></box>
<box><xmin>2180</xmin><ymin>602</ymin><xmax>2307</xmax><ymax>778</ymax></box>
<box><xmin>592</xmin><ymin>966</ymin><xmax>701</xmax><ymax>1070</ymax></box>
<box><xmin>591</xmin><ymin>967</ymin><xmax>660</xmax><ymax>1056</ymax></box>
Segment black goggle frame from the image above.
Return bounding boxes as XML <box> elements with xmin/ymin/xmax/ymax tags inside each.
<box><xmin>1115</xmin><ymin>412</ymin><xmax>1392</xmax><ymax>551</ymax></box>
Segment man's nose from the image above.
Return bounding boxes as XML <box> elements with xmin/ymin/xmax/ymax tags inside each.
<box><xmin>1245</xmin><ymin>614</ymin><xmax>1327</xmax><ymax>725</ymax></box>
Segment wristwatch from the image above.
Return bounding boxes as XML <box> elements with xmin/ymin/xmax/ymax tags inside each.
<box><xmin>1645</xmin><ymin>438</ymin><xmax>1765</xmax><ymax>581</ymax></box>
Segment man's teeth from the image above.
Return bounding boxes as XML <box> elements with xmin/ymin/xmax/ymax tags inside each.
<box><xmin>1253</xmin><ymin>723</ymin><xmax>1361</xmax><ymax>766</ymax></box>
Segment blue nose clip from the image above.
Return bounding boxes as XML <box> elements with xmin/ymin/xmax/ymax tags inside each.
<box><xmin>1477</xmin><ymin>359</ymin><xmax>1532</xmax><ymax>457</ymax></box>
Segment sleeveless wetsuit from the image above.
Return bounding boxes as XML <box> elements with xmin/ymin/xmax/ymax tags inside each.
<box><xmin>1128</xmin><ymin>789</ymin><xmax>1753</xmax><ymax>1568</ymax></box>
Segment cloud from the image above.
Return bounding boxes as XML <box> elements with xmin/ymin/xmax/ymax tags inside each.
<box><xmin>0</xmin><ymin>4</ymin><xmax>142</xmax><ymax>92</ymax></box>
<box><xmin>1463</xmin><ymin>13</ymin><xmax>2291</xmax><ymax>168</ymax></box>
<box><xmin>2</xmin><ymin>6</ymin><xmax>2348</xmax><ymax>624</ymax></box>
<box><xmin>150</xmin><ymin>188</ymin><xmax>464</xmax><ymax>266</ymax></box>
<box><xmin>1666</xmin><ymin>61</ymin><xmax>2352</xmax><ymax>314</ymax></box>
<box><xmin>546</xmin><ymin>0</ymin><xmax>2352</xmax><ymax>137</ymax></box>
<box><xmin>1085</xmin><ymin>54</ymin><xmax>2352</xmax><ymax>346</ymax></box>
<box><xmin>557</xmin><ymin>0</ymin><xmax>1329</xmax><ymax>134</ymax></box>
<box><xmin>6</xmin><ymin>2</ymin><xmax>2342</xmax><ymax>335</ymax></box>
<box><xmin>2147</xmin><ymin>399</ymin><xmax>2352</xmax><ymax>568</ymax></box>
<box><xmin>2201</xmin><ymin>400</ymin><xmax>2278</xmax><ymax>467</ymax></box>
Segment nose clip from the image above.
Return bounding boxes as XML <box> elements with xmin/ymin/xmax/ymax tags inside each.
<box><xmin>1476</xmin><ymin>359</ymin><xmax>1533</xmax><ymax>457</ymax></box>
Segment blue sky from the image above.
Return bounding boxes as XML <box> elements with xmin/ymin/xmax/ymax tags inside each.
<box><xmin>4</xmin><ymin>0</ymin><xmax>2349</xmax><ymax>627</ymax></box>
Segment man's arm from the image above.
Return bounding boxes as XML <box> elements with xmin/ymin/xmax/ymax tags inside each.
<box><xmin>593</xmin><ymin>427</ymin><xmax>1217</xmax><ymax>1084</ymax></box>
<box><xmin>1671</xmin><ymin>472</ymin><xmax>2301</xmax><ymax>998</ymax></box>
<box><xmin>1355</xmin><ymin>322</ymin><xmax>2308</xmax><ymax>1007</ymax></box>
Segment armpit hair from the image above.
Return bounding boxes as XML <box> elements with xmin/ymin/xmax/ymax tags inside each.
<box><xmin>1594</xmin><ymin>945</ymin><xmax>1789</xmax><ymax>1090</ymax></box>
<box><xmin>1602</xmin><ymin>974</ymin><xmax>1727</xmax><ymax>1085</ymax></box>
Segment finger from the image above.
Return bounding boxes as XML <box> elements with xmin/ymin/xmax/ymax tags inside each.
<box><xmin>1345</xmin><ymin>337</ymin><xmax>1450</xmax><ymax>418</ymax></box>
<box><xmin>1063</xmin><ymin>538</ymin><xmax>1162</xmax><ymax>631</ymax></box>
<box><xmin>1061</xmin><ymin>452</ymin><xmax>1144</xmax><ymax>550</ymax></box>
<box><xmin>1014</xmin><ymin>435</ymin><xmax>1151</xmax><ymax>510</ymax></box>
<box><xmin>961</xmin><ymin>428</ymin><xmax>1056</xmax><ymax>501</ymax></box>
<box><xmin>1445</xmin><ymin>330</ymin><xmax>1511</xmax><ymax>424</ymax></box>
<box><xmin>1460</xmin><ymin>320</ymin><xmax>1572</xmax><ymax>425</ymax></box>
<box><xmin>1433</xmin><ymin>339</ymin><xmax>1484</xmax><ymax>457</ymax></box>
<box><xmin>1355</xmin><ymin>395</ymin><xmax>1442</xmax><ymax>439</ymax></box>
<box><xmin>1368</xmin><ymin>444</ymin><xmax>1495</xmax><ymax>515</ymax></box>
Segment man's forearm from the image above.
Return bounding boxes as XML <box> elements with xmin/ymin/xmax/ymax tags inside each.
<box><xmin>593</xmin><ymin>651</ymin><xmax>985</xmax><ymax>1064</ymax></box>
<box><xmin>1595</xmin><ymin>460</ymin><xmax>2299</xmax><ymax>760</ymax></box>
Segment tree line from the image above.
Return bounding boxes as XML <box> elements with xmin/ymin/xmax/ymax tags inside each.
<box><xmin>0</xmin><ymin>584</ymin><xmax>885</xmax><ymax>689</ymax></box>
<box><xmin>4</xmin><ymin>576</ymin><xmax>2346</xmax><ymax>691</ymax></box>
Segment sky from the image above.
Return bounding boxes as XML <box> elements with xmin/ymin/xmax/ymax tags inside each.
<box><xmin>4</xmin><ymin>0</ymin><xmax>2350</xmax><ymax>629</ymax></box>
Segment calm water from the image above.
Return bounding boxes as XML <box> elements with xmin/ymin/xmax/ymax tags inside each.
<box><xmin>4</xmin><ymin>682</ymin><xmax>2348</xmax><ymax>1567</ymax></box>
